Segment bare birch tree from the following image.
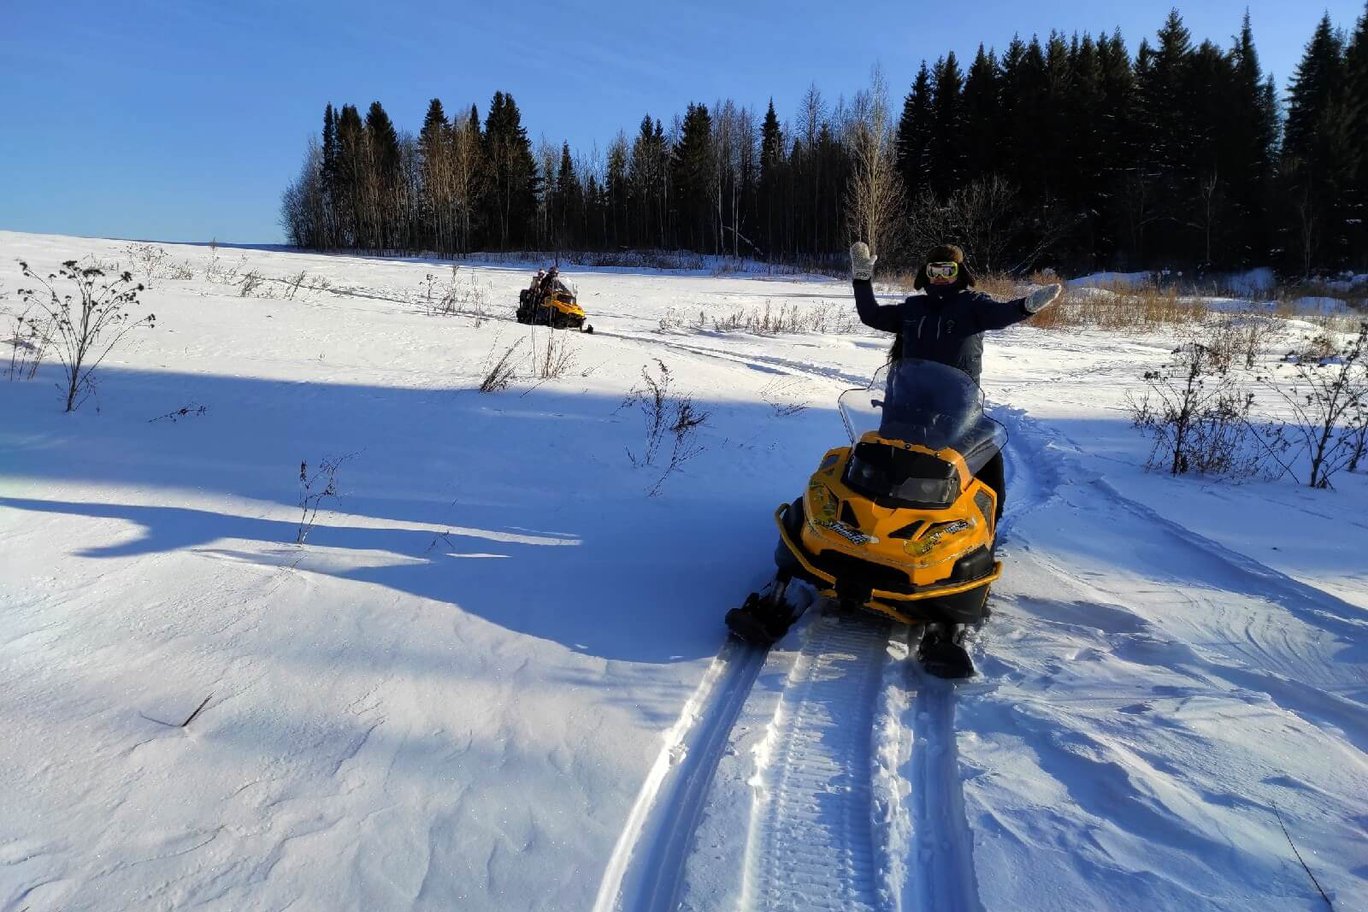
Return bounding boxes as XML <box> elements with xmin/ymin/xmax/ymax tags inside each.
<box><xmin>844</xmin><ymin>66</ymin><xmax>905</xmax><ymax>258</ymax></box>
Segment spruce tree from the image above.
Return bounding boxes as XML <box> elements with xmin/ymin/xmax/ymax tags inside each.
<box><xmin>896</xmin><ymin>64</ymin><xmax>934</xmax><ymax>203</ymax></box>
<box><xmin>759</xmin><ymin>99</ymin><xmax>785</xmax><ymax>255</ymax></box>
<box><xmin>335</xmin><ymin>104</ymin><xmax>366</xmax><ymax>249</ymax></box>
<box><xmin>928</xmin><ymin>53</ymin><xmax>965</xmax><ymax>197</ymax></box>
<box><xmin>482</xmin><ymin>91</ymin><xmax>538</xmax><ymax>248</ymax></box>
<box><xmin>419</xmin><ymin>98</ymin><xmax>449</xmax><ymax>251</ymax></box>
<box><xmin>1345</xmin><ymin>3</ymin><xmax>1368</xmax><ymax>263</ymax></box>
<box><xmin>961</xmin><ymin>47</ymin><xmax>999</xmax><ymax>185</ymax></box>
<box><xmin>1284</xmin><ymin>13</ymin><xmax>1351</xmax><ymax>272</ymax></box>
<box><xmin>1223</xmin><ymin>14</ymin><xmax>1278</xmax><ymax>265</ymax></box>
<box><xmin>672</xmin><ymin>103</ymin><xmax>715</xmax><ymax>251</ymax></box>
<box><xmin>321</xmin><ymin>104</ymin><xmax>340</xmax><ymax>247</ymax></box>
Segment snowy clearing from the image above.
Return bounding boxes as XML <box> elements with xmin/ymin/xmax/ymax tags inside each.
<box><xmin>1</xmin><ymin>230</ymin><xmax>1365</xmax><ymax>912</ymax></box>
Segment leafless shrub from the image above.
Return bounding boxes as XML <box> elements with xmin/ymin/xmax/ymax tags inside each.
<box><xmin>1231</xmin><ymin>316</ymin><xmax>1279</xmax><ymax>370</ymax></box>
<box><xmin>657</xmin><ymin>307</ymin><xmax>689</xmax><ymax>332</ymax></box>
<box><xmin>420</xmin><ymin>266</ymin><xmax>491</xmax><ymax>325</ymax></box>
<box><xmin>905</xmin><ymin>176</ymin><xmax>1068</xmax><ymax>276</ymax></box>
<box><xmin>1128</xmin><ymin>341</ymin><xmax>1266</xmax><ymax>478</ymax></box>
<box><xmin>124</xmin><ymin>243</ymin><xmax>170</xmax><ymax>286</ymax></box>
<box><xmin>148</xmin><ymin>403</ymin><xmax>208</xmax><ymax>423</ymax></box>
<box><xmin>761</xmin><ymin>377</ymin><xmax>811</xmax><ymax>417</ymax></box>
<box><xmin>205</xmin><ymin>251</ymin><xmax>248</xmax><ymax>285</ymax></box>
<box><xmin>705</xmin><ymin>299</ymin><xmax>855</xmax><ymax>335</ymax></box>
<box><xmin>1257</xmin><ymin>322</ymin><xmax>1368</xmax><ymax>488</ymax></box>
<box><xmin>532</xmin><ymin>330</ymin><xmax>576</xmax><ymax>379</ymax></box>
<box><xmin>479</xmin><ymin>338</ymin><xmax>521</xmax><ymax>392</ymax></box>
<box><xmin>17</xmin><ymin>258</ymin><xmax>155</xmax><ymax>411</ymax></box>
<box><xmin>282</xmin><ymin>270</ymin><xmax>310</xmax><ymax>300</ymax></box>
<box><xmin>624</xmin><ymin>360</ymin><xmax>711</xmax><ymax>494</ymax></box>
<box><xmin>572</xmin><ymin>249</ymin><xmax>707</xmax><ymax>270</ymax></box>
<box><xmin>4</xmin><ymin>292</ymin><xmax>53</xmax><ymax>381</ymax></box>
<box><xmin>237</xmin><ymin>269</ymin><xmax>269</xmax><ymax>297</ymax></box>
<box><xmin>1291</xmin><ymin>332</ymin><xmax>1337</xmax><ymax>364</ymax></box>
<box><xmin>121</xmin><ymin>243</ymin><xmax>194</xmax><ymax>285</ymax></box>
<box><xmin>296</xmin><ymin>455</ymin><xmax>350</xmax><ymax>544</ymax></box>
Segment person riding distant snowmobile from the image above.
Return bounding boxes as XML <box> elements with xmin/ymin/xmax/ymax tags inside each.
<box><xmin>848</xmin><ymin>241</ymin><xmax>1060</xmax><ymax>676</ymax></box>
<box><xmin>849</xmin><ymin>241</ymin><xmax>1060</xmax><ymax>521</ymax></box>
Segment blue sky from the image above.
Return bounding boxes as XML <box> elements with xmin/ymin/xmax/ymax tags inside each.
<box><xmin>2</xmin><ymin>0</ymin><xmax>1363</xmax><ymax>243</ymax></box>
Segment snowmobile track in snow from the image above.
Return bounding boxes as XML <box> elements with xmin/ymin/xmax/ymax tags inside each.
<box><xmin>593</xmin><ymin>637</ymin><xmax>766</xmax><ymax>912</ymax></box>
<box><xmin>742</xmin><ymin>610</ymin><xmax>892</xmax><ymax>912</ymax></box>
<box><xmin>907</xmin><ymin>675</ymin><xmax>986</xmax><ymax>912</ymax></box>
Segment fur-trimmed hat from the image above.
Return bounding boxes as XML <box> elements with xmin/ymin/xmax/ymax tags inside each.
<box><xmin>913</xmin><ymin>243</ymin><xmax>976</xmax><ymax>291</ymax></box>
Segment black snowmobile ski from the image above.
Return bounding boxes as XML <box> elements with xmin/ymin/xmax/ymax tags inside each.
<box><xmin>916</xmin><ymin>623</ymin><xmax>976</xmax><ymax>679</ymax></box>
<box><xmin>725</xmin><ymin>576</ymin><xmax>801</xmax><ymax>647</ymax></box>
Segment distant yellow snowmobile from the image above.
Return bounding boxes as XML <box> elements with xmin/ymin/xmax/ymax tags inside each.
<box><xmin>726</xmin><ymin>359</ymin><xmax>1005</xmax><ymax>677</ymax></box>
<box><xmin>517</xmin><ymin>273</ymin><xmax>592</xmax><ymax>332</ymax></box>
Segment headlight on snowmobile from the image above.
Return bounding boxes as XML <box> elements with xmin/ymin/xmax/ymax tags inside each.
<box><xmin>806</xmin><ymin>481</ymin><xmax>839</xmax><ymax>523</ymax></box>
<box><xmin>902</xmin><ymin>518</ymin><xmax>978</xmax><ymax>565</ymax></box>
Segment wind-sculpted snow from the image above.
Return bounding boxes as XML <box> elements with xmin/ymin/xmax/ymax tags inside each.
<box><xmin>1</xmin><ymin>230</ymin><xmax>1364</xmax><ymax>910</ymax></box>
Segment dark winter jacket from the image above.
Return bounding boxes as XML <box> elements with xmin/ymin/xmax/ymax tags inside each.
<box><xmin>852</xmin><ymin>280</ymin><xmax>1034</xmax><ymax>383</ymax></box>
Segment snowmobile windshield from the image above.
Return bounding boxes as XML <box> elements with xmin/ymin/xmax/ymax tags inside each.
<box><xmin>838</xmin><ymin>359</ymin><xmax>1006</xmax><ymax>476</ymax></box>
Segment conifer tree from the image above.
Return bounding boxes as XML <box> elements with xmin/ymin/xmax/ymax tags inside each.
<box><xmin>759</xmin><ymin>99</ymin><xmax>785</xmax><ymax>255</ymax></box>
<box><xmin>928</xmin><ymin>53</ymin><xmax>966</xmax><ymax>197</ymax></box>
<box><xmin>896</xmin><ymin>64</ymin><xmax>934</xmax><ymax>203</ymax></box>
<box><xmin>1284</xmin><ymin>14</ymin><xmax>1351</xmax><ymax>272</ymax></box>
<box><xmin>1345</xmin><ymin>3</ymin><xmax>1368</xmax><ymax>263</ymax></box>
<box><xmin>482</xmin><ymin>91</ymin><xmax>538</xmax><ymax>248</ymax></box>
<box><xmin>419</xmin><ymin>98</ymin><xmax>450</xmax><ymax>252</ymax></box>
<box><xmin>673</xmin><ymin>103</ymin><xmax>716</xmax><ymax>251</ymax></box>
<box><xmin>961</xmin><ymin>46</ymin><xmax>1000</xmax><ymax>184</ymax></box>
<box><xmin>321</xmin><ymin>103</ymin><xmax>340</xmax><ymax>248</ymax></box>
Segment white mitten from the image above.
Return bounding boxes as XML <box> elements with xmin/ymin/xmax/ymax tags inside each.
<box><xmin>850</xmin><ymin>241</ymin><xmax>877</xmax><ymax>282</ymax></box>
<box><xmin>1025</xmin><ymin>283</ymin><xmax>1062</xmax><ymax>314</ymax></box>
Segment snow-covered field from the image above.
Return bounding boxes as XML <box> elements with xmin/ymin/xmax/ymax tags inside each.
<box><xmin>1</xmin><ymin>230</ymin><xmax>1364</xmax><ymax>911</ymax></box>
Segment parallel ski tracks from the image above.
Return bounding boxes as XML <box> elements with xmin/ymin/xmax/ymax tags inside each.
<box><xmin>598</xmin><ymin>605</ymin><xmax>993</xmax><ymax>912</ymax></box>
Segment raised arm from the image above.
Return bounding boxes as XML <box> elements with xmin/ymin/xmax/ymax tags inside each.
<box><xmin>969</xmin><ymin>283</ymin><xmax>1062</xmax><ymax>331</ymax></box>
<box><xmin>850</xmin><ymin>242</ymin><xmax>901</xmax><ymax>333</ymax></box>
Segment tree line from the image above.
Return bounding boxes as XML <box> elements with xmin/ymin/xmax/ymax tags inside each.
<box><xmin>281</xmin><ymin>6</ymin><xmax>1368</xmax><ymax>277</ymax></box>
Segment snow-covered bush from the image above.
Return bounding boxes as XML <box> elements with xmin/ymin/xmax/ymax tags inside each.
<box><xmin>123</xmin><ymin>243</ymin><xmax>194</xmax><ymax>286</ymax></box>
<box><xmin>17</xmin><ymin>258</ymin><xmax>155</xmax><ymax>412</ymax></box>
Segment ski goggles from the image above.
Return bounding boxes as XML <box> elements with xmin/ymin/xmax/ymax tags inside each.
<box><xmin>925</xmin><ymin>261</ymin><xmax>959</xmax><ymax>285</ymax></box>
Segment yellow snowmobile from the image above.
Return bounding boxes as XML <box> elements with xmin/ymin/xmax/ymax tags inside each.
<box><xmin>726</xmin><ymin>359</ymin><xmax>1006</xmax><ymax>677</ymax></box>
<box><xmin>517</xmin><ymin>274</ymin><xmax>592</xmax><ymax>332</ymax></box>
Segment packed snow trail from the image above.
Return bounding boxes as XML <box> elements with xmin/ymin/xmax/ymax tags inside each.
<box><xmin>741</xmin><ymin>610</ymin><xmax>891</xmax><ymax>912</ymax></box>
<box><xmin>905</xmin><ymin>676</ymin><xmax>986</xmax><ymax>912</ymax></box>
<box><xmin>593</xmin><ymin>638</ymin><xmax>767</xmax><ymax>912</ymax></box>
